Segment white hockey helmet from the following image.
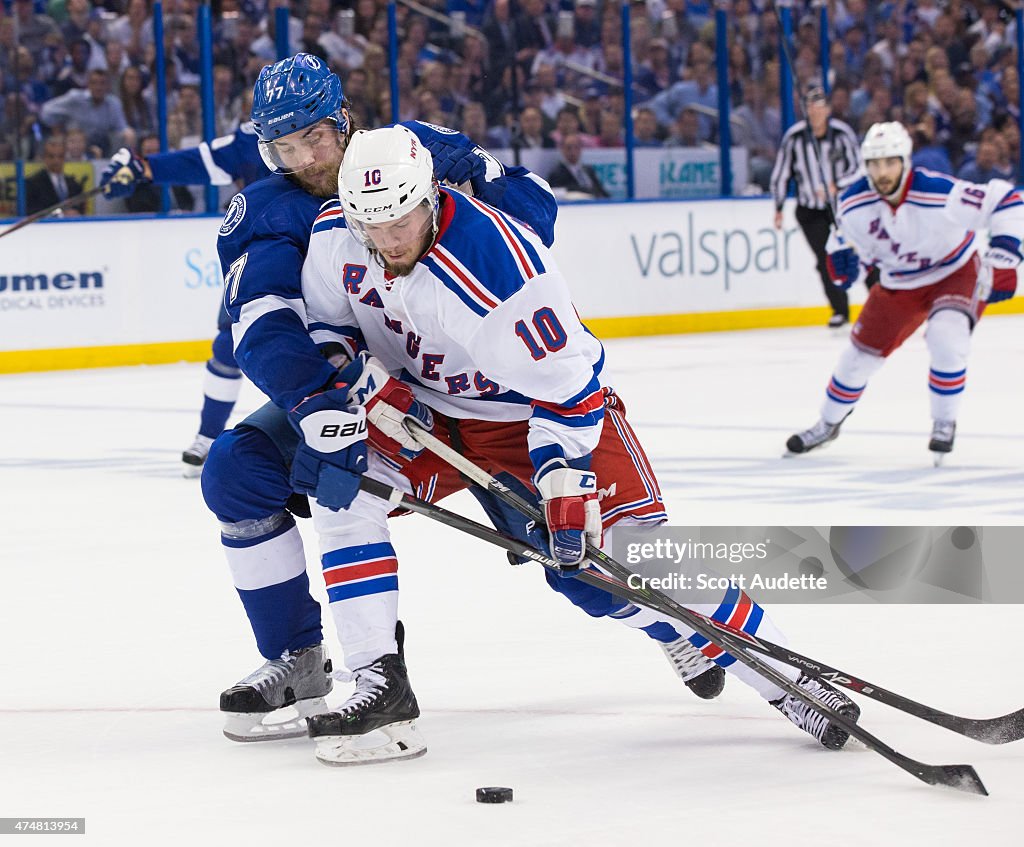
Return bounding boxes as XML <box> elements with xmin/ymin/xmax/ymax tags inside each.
<box><xmin>338</xmin><ymin>125</ymin><xmax>439</xmax><ymax>247</ymax></box>
<box><xmin>861</xmin><ymin>122</ymin><xmax>913</xmax><ymax>196</ymax></box>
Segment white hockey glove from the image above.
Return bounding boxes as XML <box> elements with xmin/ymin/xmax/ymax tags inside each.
<box><xmin>335</xmin><ymin>352</ymin><xmax>433</xmax><ymax>461</ymax></box>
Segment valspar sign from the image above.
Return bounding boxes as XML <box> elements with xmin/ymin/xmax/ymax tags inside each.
<box><xmin>552</xmin><ymin>198</ymin><xmax>836</xmax><ymax>318</ymax></box>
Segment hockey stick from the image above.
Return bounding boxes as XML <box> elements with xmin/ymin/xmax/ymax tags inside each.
<box><xmin>361</xmin><ymin>474</ymin><xmax>1022</xmax><ymax>744</ymax></box>
<box><xmin>396</xmin><ymin>421</ymin><xmax>988</xmax><ymax>794</ymax></box>
<box><xmin>0</xmin><ymin>184</ymin><xmax>106</xmax><ymax>241</ymax></box>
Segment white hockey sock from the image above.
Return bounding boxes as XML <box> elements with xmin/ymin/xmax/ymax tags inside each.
<box><xmin>223</xmin><ymin>520</ymin><xmax>306</xmax><ymax>590</ymax></box>
<box><xmin>925</xmin><ymin>309</ymin><xmax>971</xmax><ymax>422</ymax></box>
<box><xmin>821</xmin><ymin>344</ymin><xmax>885</xmax><ymax>425</ymax></box>
<box><xmin>203</xmin><ymin>364</ymin><xmax>244</xmax><ymax>403</ymax></box>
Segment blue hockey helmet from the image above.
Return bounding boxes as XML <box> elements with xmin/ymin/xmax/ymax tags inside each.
<box><xmin>250</xmin><ymin>53</ymin><xmax>348</xmax><ymax>173</ymax></box>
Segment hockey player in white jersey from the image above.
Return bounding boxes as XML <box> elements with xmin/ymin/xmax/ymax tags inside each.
<box><xmin>291</xmin><ymin>125</ymin><xmax>860</xmax><ymax>765</ymax></box>
<box><xmin>787</xmin><ymin>122</ymin><xmax>1023</xmax><ymax>463</ymax></box>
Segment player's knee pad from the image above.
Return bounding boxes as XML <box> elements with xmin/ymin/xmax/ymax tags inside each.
<box><xmin>835</xmin><ymin>343</ymin><xmax>885</xmax><ymax>385</ymax></box>
<box><xmin>210</xmin><ymin>327</ymin><xmax>240</xmax><ymax>373</ymax></box>
<box><xmin>201</xmin><ymin>426</ymin><xmax>293</xmax><ymax>524</ymax></box>
<box><xmin>925</xmin><ymin>308</ymin><xmax>971</xmax><ymax>370</ymax></box>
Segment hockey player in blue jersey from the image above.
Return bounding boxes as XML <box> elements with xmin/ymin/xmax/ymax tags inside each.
<box><xmin>278</xmin><ymin>125</ymin><xmax>860</xmax><ymax>765</ymax></box>
<box><xmin>200</xmin><ymin>54</ymin><xmax>730</xmax><ymax>746</ymax></box>
<box><xmin>101</xmin><ymin>123</ymin><xmax>268</xmax><ymax>477</ymax></box>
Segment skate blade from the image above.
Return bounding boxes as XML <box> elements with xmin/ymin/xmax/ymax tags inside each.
<box><xmin>182</xmin><ymin>462</ymin><xmax>204</xmax><ymax>479</ymax></box>
<box><xmin>932</xmin><ymin>452</ymin><xmax>946</xmax><ymax>467</ymax></box>
<box><xmin>222</xmin><ymin>697</ymin><xmax>329</xmax><ymax>743</ymax></box>
<box><xmin>314</xmin><ymin>720</ymin><xmax>427</xmax><ymax>766</ymax></box>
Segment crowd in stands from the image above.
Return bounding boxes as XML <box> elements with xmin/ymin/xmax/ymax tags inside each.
<box><xmin>0</xmin><ymin>0</ymin><xmax>1021</xmax><ymax>209</ymax></box>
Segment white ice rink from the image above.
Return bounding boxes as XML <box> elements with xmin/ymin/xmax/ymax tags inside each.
<box><xmin>2</xmin><ymin>319</ymin><xmax>1023</xmax><ymax>845</ymax></box>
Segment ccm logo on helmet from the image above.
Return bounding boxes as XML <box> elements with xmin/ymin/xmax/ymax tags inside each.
<box><xmin>365</xmin><ymin>205</ymin><xmax>394</xmax><ymax>212</ymax></box>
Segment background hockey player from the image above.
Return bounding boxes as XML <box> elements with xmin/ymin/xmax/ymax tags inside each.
<box><xmin>787</xmin><ymin>121</ymin><xmax>1023</xmax><ymax>463</ymax></box>
<box><xmin>100</xmin><ymin>122</ymin><xmax>267</xmax><ymax>476</ymax></box>
<box><xmin>288</xmin><ymin>124</ymin><xmax>860</xmax><ymax>765</ymax></box>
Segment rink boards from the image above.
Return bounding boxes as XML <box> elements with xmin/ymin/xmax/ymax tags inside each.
<box><xmin>1</xmin><ymin>198</ymin><xmax>1020</xmax><ymax>373</ymax></box>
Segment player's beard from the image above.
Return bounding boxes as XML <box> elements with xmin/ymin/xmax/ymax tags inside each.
<box><xmin>377</xmin><ymin>230</ymin><xmax>435</xmax><ymax>278</ymax></box>
<box><xmin>286</xmin><ymin>140</ymin><xmax>347</xmax><ymax>198</ymax></box>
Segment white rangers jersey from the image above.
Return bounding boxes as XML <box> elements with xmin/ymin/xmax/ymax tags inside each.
<box><xmin>301</xmin><ymin>187</ymin><xmax>606</xmax><ymax>475</ymax></box>
<box><xmin>836</xmin><ymin>168</ymin><xmax>1024</xmax><ymax>290</ymax></box>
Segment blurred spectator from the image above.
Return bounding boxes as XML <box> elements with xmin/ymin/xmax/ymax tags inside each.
<box><xmin>635</xmin><ymin>36</ymin><xmax>674</xmax><ymax>100</ymax></box>
<box><xmin>14</xmin><ymin>0</ymin><xmax>61</xmax><ymax>56</ymax></box>
<box><xmin>482</xmin><ymin>0</ymin><xmax>517</xmax><ymax>82</ymax></box>
<box><xmin>732</xmin><ymin>79</ymin><xmax>781</xmax><ymax>190</ymax></box>
<box><xmin>120</xmin><ymin>63</ymin><xmax>155</xmax><ymax>135</ymax></box>
<box><xmin>910</xmin><ymin>113</ymin><xmax>954</xmax><ymax>173</ymax></box>
<box><xmin>663</xmin><ymin>106</ymin><xmax>713</xmax><ymax>148</ymax></box>
<box><xmin>573</xmin><ymin>0</ymin><xmax>601</xmax><ymax>49</ymax></box>
<box><xmin>251</xmin><ymin>0</ymin><xmax>301</xmax><ymax>61</ymax></box>
<box><xmin>318</xmin><ymin>8</ymin><xmax>366</xmax><ymax>70</ymax></box>
<box><xmin>631</xmin><ymin>106</ymin><xmax>662</xmax><ymax>147</ymax></box>
<box><xmin>2</xmin><ymin>91</ymin><xmax>42</xmax><ymax>159</ymax></box>
<box><xmin>344</xmin><ymin>67</ymin><xmax>378</xmax><ymax>127</ymax></box>
<box><xmin>212</xmin><ymin>64</ymin><xmax>241</xmax><ymax>134</ymax></box>
<box><xmin>108</xmin><ymin>0</ymin><xmax>154</xmax><ymax>64</ymax></box>
<box><xmin>550</xmin><ymin>104</ymin><xmax>592</xmax><ymax>147</ymax></box>
<box><xmin>595</xmin><ymin>108</ymin><xmax>623</xmax><ymax>148</ymax></box>
<box><xmin>547</xmin><ymin>132</ymin><xmax>608</xmax><ymax>198</ymax></box>
<box><xmin>299</xmin><ymin>10</ymin><xmax>327</xmax><ymax>58</ymax></box>
<box><xmin>64</xmin><ymin>127</ymin><xmax>99</xmax><ymax>161</ymax></box>
<box><xmin>25</xmin><ymin>137</ymin><xmax>85</xmax><ymax>216</ymax></box>
<box><xmin>956</xmin><ymin>138</ymin><xmax>1006</xmax><ymax>183</ymax></box>
<box><xmin>644</xmin><ymin>44</ymin><xmax>718</xmax><ymax>141</ymax></box>
<box><xmin>447</xmin><ymin>0</ymin><xmax>489</xmax><ymax>30</ymax></box>
<box><xmin>869</xmin><ymin>15</ymin><xmax>907</xmax><ymax>74</ymax></box>
<box><xmin>533</xmin><ymin>62</ymin><xmax>567</xmax><ymax>121</ymax></box>
<box><xmin>460</xmin><ymin>100</ymin><xmax>507</xmax><ymax>149</ymax></box>
<box><xmin>51</xmin><ymin>38</ymin><xmax>95</xmax><ymax>96</ymax></box>
<box><xmin>514</xmin><ymin>105</ymin><xmax>554</xmax><ymax>148</ymax></box>
<box><xmin>174</xmin><ymin>84</ymin><xmax>203</xmax><ymax>142</ymax></box>
<box><xmin>513</xmin><ymin>0</ymin><xmax>555</xmax><ymax>74</ymax></box>
<box><xmin>40</xmin><ymin>68</ymin><xmax>128</xmax><ymax>157</ymax></box>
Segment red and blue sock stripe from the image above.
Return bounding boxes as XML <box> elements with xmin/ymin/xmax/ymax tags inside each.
<box><xmin>321</xmin><ymin>541</ymin><xmax>398</xmax><ymax>602</ymax></box>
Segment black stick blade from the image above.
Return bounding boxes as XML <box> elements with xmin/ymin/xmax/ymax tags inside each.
<box><xmin>964</xmin><ymin>707</ymin><xmax>1024</xmax><ymax>744</ymax></box>
<box><xmin>924</xmin><ymin>764</ymin><xmax>988</xmax><ymax>796</ymax></box>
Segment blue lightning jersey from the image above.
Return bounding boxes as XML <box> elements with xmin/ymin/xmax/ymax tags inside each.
<box><xmin>219</xmin><ymin>121</ymin><xmax>558</xmax><ymax>411</ymax></box>
<box><xmin>148</xmin><ymin>123</ymin><xmax>268</xmax><ymax>188</ymax></box>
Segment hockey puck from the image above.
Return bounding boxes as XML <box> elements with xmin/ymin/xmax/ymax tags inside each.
<box><xmin>476</xmin><ymin>786</ymin><xmax>513</xmax><ymax>804</ymax></box>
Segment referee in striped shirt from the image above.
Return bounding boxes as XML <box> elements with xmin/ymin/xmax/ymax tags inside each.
<box><xmin>770</xmin><ymin>86</ymin><xmax>862</xmax><ymax>327</ymax></box>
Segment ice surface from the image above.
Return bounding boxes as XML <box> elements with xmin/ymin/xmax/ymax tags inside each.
<box><xmin>2</xmin><ymin>320</ymin><xmax>1022</xmax><ymax>845</ymax></box>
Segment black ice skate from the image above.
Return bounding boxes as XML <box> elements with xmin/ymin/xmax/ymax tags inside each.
<box><xmin>220</xmin><ymin>644</ymin><xmax>333</xmax><ymax>742</ymax></box>
<box><xmin>785</xmin><ymin>417</ymin><xmax>845</xmax><ymax>455</ymax></box>
<box><xmin>771</xmin><ymin>674</ymin><xmax>861</xmax><ymax>750</ymax></box>
<box><xmin>929</xmin><ymin>420</ymin><xmax>956</xmax><ymax>466</ymax></box>
<box><xmin>308</xmin><ymin>652</ymin><xmax>426</xmax><ymax>766</ymax></box>
<box><xmin>659</xmin><ymin>636</ymin><xmax>726</xmax><ymax>700</ymax></box>
<box><xmin>181</xmin><ymin>435</ymin><xmax>213</xmax><ymax>478</ymax></box>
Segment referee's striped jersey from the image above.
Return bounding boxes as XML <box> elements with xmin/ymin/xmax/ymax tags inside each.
<box><xmin>769</xmin><ymin>118</ymin><xmax>862</xmax><ymax>211</ymax></box>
